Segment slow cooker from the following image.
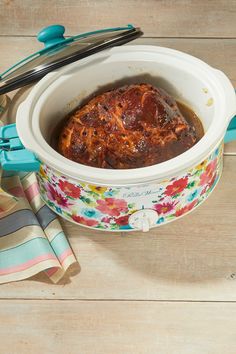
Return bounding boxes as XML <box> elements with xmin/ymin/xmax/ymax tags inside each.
<box><xmin>0</xmin><ymin>24</ymin><xmax>236</xmax><ymax>232</ymax></box>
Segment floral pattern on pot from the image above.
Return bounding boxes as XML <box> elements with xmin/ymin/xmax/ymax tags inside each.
<box><xmin>37</xmin><ymin>143</ymin><xmax>223</xmax><ymax>231</ymax></box>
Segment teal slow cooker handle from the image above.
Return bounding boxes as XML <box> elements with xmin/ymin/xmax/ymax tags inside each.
<box><xmin>224</xmin><ymin>88</ymin><xmax>236</xmax><ymax>143</ymax></box>
<box><xmin>0</xmin><ymin>123</ymin><xmax>40</xmax><ymax>171</ymax></box>
<box><xmin>224</xmin><ymin>115</ymin><xmax>236</xmax><ymax>143</ymax></box>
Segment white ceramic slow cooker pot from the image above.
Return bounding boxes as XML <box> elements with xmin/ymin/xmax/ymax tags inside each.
<box><xmin>11</xmin><ymin>45</ymin><xmax>235</xmax><ymax>231</ymax></box>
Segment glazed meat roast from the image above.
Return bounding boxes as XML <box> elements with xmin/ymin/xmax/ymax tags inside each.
<box><xmin>58</xmin><ymin>84</ymin><xmax>198</xmax><ymax>169</ymax></box>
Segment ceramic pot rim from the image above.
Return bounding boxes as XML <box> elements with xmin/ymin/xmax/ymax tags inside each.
<box><xmin>16</xmin><ymin>45</ymin><xmax>236</xmax><ymax>185</ymax></box>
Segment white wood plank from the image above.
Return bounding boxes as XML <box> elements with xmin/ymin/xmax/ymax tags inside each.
<box><xmin>0</xmin><ymin>300</ymin><xmax>236</xmax><ymax>354</ymax></box>
<box><xmin>0</xmin><ymin>37</ymin><xmax>235</xmax><ymax>300</ymax></box>
<box><xmin>1</xmin><ymin>156</ymin><xmax>236</xmax><ymax>301</ymax></box>
<box><xmin>0</xmin><ymin>0</ymin><xmax>236</xmax><ymax>38</ymax></box>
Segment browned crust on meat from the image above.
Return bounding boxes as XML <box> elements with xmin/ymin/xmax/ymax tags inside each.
<box><xmin>58</xmin><ymin>84</ymin><xmax>197</xmax><ymax>169</ymax></box>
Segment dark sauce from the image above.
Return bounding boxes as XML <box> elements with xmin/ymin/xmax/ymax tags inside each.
<box><xmin>51</xmin><ymin>116</ymin><xmax>68</xmax><ymax>150</ymax></box>
<box><xmin>177</xmin><ymin>100</ymin><xmax>204</xmax><ymax>141</ymax></box>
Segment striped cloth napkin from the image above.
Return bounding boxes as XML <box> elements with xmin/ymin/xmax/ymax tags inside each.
<box><xmin>0</xmin><ymin>170</ymin><xmax>77</xmax><ymax>284</ymax></box>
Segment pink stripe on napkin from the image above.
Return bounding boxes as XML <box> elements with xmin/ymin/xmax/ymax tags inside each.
<box><xmin>24</xmin><ymin>181</ymin><xmax>40</xmax><ymax>201</ymax></box>
<box><xmin>0</xmin><ymin>172</ymin><xmax>78</xmax><ymax>284</ymax></box>
<box><xmin>8</xmin><ymin>186</ymin><xmax>25</xmax><ymax>198</ymax></box>
<box><xmin>58</xmin><ymin>248</ymin><xmax>74</xmax><ymax>263</ymax></box>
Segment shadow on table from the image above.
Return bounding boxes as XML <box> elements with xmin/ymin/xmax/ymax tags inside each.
<box><xmin>26</xmin><ymin>262</ymin><xmax>81</xmax><ymax>285</ymax></box>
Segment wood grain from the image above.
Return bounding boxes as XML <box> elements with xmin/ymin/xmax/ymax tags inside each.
<box><xmin>0</xmin><ymin>0</ymin><xmax>236</xmax><ymax>38</ymax></box>
<box><xmin>0</xmin><ymin>155</ymin><xmax>236</xmax><ymax>301</ymax></box>
<box><xmin>1</xmin><ymin>2</ymin><xmax>236</xmax><ymax>352</ymax></box>
<box><xmin>0</xmin><ymin>36</ymin><xmax>235</xmax><ymax>301</ymax></box>
<box><xmin>0</xmin><ymin>300</ymin><xmax>236</xmax><ymax>354</ymax></box>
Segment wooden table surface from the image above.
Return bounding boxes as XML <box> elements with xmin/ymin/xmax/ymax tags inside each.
<box><xmin>0</xmin><ymin>1</ymin><xmax>236</xmax><ymax>353</ymax></box>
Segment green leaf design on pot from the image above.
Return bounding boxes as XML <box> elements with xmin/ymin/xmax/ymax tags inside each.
<box><xmin>47</xmin><ymin>200</ymin><xmax>55</xmax><ymax>208</ymax></box>
<box><xmin>128</xmin><ymin>203</ymin><xmax>135</xmax><ymax>208</ymax></box>
<box><xmin>187</xmin><ymin>181</ymin><xmax>195</xmax><ymax>189</ymax></box>
<box><xmin>80</xmin><ymin>196</ymin><xmax>93</xmax><ymax>204</ymax></box>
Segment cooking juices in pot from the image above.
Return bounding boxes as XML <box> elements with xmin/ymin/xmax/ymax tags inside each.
<box><xmin>176</xmin><ymin>101</ymin><xmax>204</xmax><ymax>143</ymax></box>
<box><xmin>55</xmin><ymin>84</ymin><xmax>204</xmax><ymax>169</ymax></box>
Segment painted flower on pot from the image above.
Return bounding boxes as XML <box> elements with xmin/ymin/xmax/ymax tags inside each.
<box><xmin>96</xmin><ymin>198</ymin><xmax>128</xmax><ymax>216</ymax></box>
<box><xmin>164</xmin><ymin>177</ymin><xmax>188</xmax><ymax>197</ymax></box>
<box><xmin>157</xmin><ymin>217</ymin><xmax>165</xmax><ymax>224</ymax></box>
<box><xmin>153</xmin><ymin>201</ymin><xmax>176</xmax><ymax>215</ymax></box>
<box><xmin>186</xmin><ymin>188</ymin><xmax>201</xmax><ymax>202</ymax></box>
<box><xmin>101</xmin><ymin>216</ymin><xmax>113</xmax><ymax>224</ymax></box>
<box><xmin>58</xmin><ymin>180</ymin><xmax>81</xmax><ymax>198</ymax></box>
<box><xmin>80</xmin><ymin>208</ymin><xmax>101</xmax><ymax>219</ymax></box>
<box><xmin>114</xmin><ymin>214</ymin><xmax>130</xmax><ymax>226</ymax></box>
<box><xmin>208</xmin><ymin>172</ymin><xmax>218</xmax><ymax>190</ymax></box>
<box><xmin>175</xmin><ymin>200</ymin><xmax>198</xmax><ymax>217</ymax></box>
<box><xmin>47</xmin><ymin>184</ymin><xmax>69</xmax><ymax>207</ymax></box>
<box><xmin>213</xmin><ymin>147</ymin><xmax>220</xmax><ymax>158</ymax></box>
<box><xmin>88</xmin><ymin>185</ymin><xmax>107</xmax><ymax>194</ymax></box>
<box><xmin>71</xmin><ymin>214</ymin><xmax>99</xmax><ymax>227</ymax></box>
<box><xmin>104</xmin><ymin>189</ymin><xmax>119</xmax><ymax>198</ymax></box>
<box><xmin>195</xmin><ymin>160</ymin><xmax>208</xmax><ymax>172</ymax></box>
<box><xmin>199</xmin><ymin>159</ymin><xmax>217</xmax><ymax>186</ymax></box>
<box><xmin>37</xmin><ymin>142</ymin><xmax>223</xmax><ymax>230</ymax></box>
<box><xmin>39</xmin><ymin>165</ymin><xmax>49</xmax><ymax>180</ymax></box>
<box><xmin>200</xmin><ymin>185</ymin><xmax>208</xmax><ymax>196</ymax></box>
